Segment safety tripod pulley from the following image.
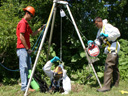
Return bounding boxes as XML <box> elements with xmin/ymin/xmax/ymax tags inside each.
<box><xmin>60</xmin><ymin>9</ymin><xmax>66</xmax><ymax>17</ymax></box>
<box><xmin>24</xmin><ymin>0</ymin><xmax>102</xmax><ymax>95</ymax></box>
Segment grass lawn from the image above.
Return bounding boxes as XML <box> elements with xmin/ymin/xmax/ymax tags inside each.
<box><xmin>0</xmin><ymin>80</ymin><xmax>128</xmax><ymax>96</ymax></box>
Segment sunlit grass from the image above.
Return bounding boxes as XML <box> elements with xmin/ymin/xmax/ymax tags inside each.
<box><xmin>0</xmin><ymin>80</ymin><xmax>128</xmax><ymax>96</ymax></box>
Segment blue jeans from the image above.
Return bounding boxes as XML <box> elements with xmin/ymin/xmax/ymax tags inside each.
<box><xmin>17</xmin><ymin>48</ymin><xmax>32</xmax><ymax>91</ymax></box>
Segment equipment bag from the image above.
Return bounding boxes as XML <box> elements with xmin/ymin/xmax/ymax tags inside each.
<box><xmin>33</xmin><ymin>72</ymin><xmax>49</xmax><ymax>93</ymax></box>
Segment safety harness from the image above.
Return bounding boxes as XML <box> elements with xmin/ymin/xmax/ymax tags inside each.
<box><xmin>101</xmin><ymin>25</ymin><xmax>118</xmax><ymax>53</ymax></box>
<box><xmin>49</xmin><ymin>78</ymin><xmax>64</xmax><ymax>93</ymax></box>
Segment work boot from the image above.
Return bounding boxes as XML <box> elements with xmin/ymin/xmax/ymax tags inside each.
<box><xmin>97</xmin><ymin>68</ymin><xmax>112</xmax><ymax>92</ymax></box>
<box><xmin>97</xmin><ymin>53</ymin><xmax>116</xmax><ymax>92</ymax></box>
<box><xmin>97</xmin><ymin>86</ymin><xmax>110</xmax><ymax>92</ymax></box>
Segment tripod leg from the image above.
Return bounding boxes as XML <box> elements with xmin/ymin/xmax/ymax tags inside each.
<box><xmin>24</xmin><ymin>2</ymin><xmax>57</xmax><ymax>96</ymax></box>
<box><xmin>47</xmin><ymin>7</ymin><xmax>57</xmax><ymax>61</ymax></box>
<box><xmin>66</xmin><ymin>4</ymin><xmax>102</xmax><ymax>88</ymax></box>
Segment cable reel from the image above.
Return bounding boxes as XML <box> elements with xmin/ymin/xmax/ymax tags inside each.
<box><xmin>87</xmin><ymin>42</ymin><xmax>100</xmax><ymax>57</ymax></box>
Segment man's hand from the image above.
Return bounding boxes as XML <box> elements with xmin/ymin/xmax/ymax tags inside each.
<box><xmin>50</xmin><ymin>56</ymin><xmax>60</xmax><ymax>63</ymax></box>
<box><xmin>27</xmin><ymin>49</ymin><xmax>33</xmax><ymax>55</ymax></box>
<box><xmin>100</xmin><ymin>33</ymin><xmax>108</xmax><ymax>37</ymax></box>
<box><xmin>87</xmin><ymin>40</ymin><xmax>93</xmax><ymax>45</ymax></box>
<box><xmin>37</xmin><ymin>24</ymin><xmax>46</xmax><ymax>32</ymax></box>
<box><xmin>41</xmin><ymin>24</ymin><xmax>46</xmax><ymax>30</ymax></box>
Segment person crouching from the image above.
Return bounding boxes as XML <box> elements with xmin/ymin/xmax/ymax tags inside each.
<box><xmin>43</xmin><ymin>56</ymin><xmax>71</xmax><ymax>94</ymax></box>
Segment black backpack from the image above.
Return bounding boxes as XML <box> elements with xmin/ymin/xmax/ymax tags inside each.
<box><xmin>33</xmin><ymin>72</ymin><xmax>49</xmax><ymax>92</ymax></box>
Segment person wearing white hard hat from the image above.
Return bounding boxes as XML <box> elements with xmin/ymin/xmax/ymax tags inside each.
<box><xmin>43</xmin><ymin>56</ymin><xmax>71</xmax><ymax>94</ymax></box>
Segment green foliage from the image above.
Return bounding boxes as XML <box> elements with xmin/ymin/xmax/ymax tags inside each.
<box><xmin>71</xmin><ymin>64</ymin><xmax>97</xmax><ymax>85</ymax></box>
<box><xmin>0</xmin><ymin>0</ymin><xmax>21</xmax><ymax>82</ymax></box>
<box><xmin>106</xmin><ymin>0</ymin><xmax>128</xmax><ymax>39</ymax></box>
<box><xmin>0</xmin><ymin>0</ymin><xmax>128</xmax><ymax>85</ymax></box>
<box><xmin>0</xmin><ymin>0</ymin><xmax>51</xmax><ymax>83</ymax></box>
<box><xmin>118</xmin><ymin>39</ymin><xmax>128</xmax><ymax>80</ymax></box>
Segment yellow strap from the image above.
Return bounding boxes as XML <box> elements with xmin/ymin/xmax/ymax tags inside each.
<box><xmin>106</xmin><ymin>41</ymin><xmax>118</xmax><ymax>53</ymax></box>
<box><xmin>106</xmin><ymin>41</ymin><xmax>111</xmax><ymax>53</ymax></box>
<box><xmin>115</xmin><ymin>41</ymin><xmax>118</xmax><ymax>53</ymax></box>
<box><xmin>101</xmin><ymin>25</ymin><xmax>118</xmax><ymax>53</ymax></box>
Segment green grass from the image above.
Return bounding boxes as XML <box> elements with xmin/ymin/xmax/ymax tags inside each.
<box><xmin>0</xmin><ymin>80</ymin><xmax>128</xmax><ymax>96</ymax></box>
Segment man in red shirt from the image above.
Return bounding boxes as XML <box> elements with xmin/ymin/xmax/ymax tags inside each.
<box><xmin>16</xmin><ymin>6</ymin><xmax>45</xmax><ymax>92</ymax></box>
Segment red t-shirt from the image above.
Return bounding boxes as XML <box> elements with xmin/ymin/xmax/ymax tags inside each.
<box><xmin>16</xmin><ymin>18</ymin><xmax>32</xmax><ymax>49</ymax></box>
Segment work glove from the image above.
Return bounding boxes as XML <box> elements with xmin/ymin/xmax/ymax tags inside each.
<box><xmin>87</xmin><ymin>40</ymin><xmax>93</xmax><ymax>45</ymax></box>
<box><xmin>100</xmin><ymin>33</ymin><xmax>108</xmax><ymax>37</ymax></box>
<box><xmin>27</xmin><ymin>49</ymin><xmax>33</xmax><ymax>55</ymax></box>
<box><xmin>50</xmin><ymin>56</ymin><xmax>60</xmax><ymax>63</ymax></box>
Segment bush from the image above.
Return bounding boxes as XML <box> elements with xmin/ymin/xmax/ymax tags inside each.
<box><xmin>118</xmin><ymin>39</ymin><xmax>128</xmax><ymax>80</ymax></box>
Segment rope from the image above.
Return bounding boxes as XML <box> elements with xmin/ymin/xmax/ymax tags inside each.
<box><xmin>0</xmin><ymin>62</ymin><xmax>19</xmax><ymax>72</ymax></box>
<box><xmin>0</xmin><ymin>26</ymin><xmax>46</xmax><ymax>72</ymax></box>
<box><xmin>32</xmin><ymin>26</ymin><xmax>45</xmax><ymax>53</ymax></box>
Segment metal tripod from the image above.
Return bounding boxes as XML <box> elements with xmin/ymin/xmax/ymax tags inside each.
<box><xmin>24</xmin><ymin>0</ymin><xmax>102</xmax><ymax>95</ymax></box>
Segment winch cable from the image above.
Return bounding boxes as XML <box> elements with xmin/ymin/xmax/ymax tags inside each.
<box><xmin>60</xmin><ymin>13</ymin><xmax>63</xmax><ymax>61</ymax></box>
<box><xmin>66</xmin><ymin>15</ymin><xmax>100</xmax><ymax>63</ymax></box>
<box><xmin>59</xmin><ymin>8</ymin><xmax>67</xmax><ymax>62</ymax></box>
<box><xmin>61</xmin><ymin>9</ymin><xmax>100</xmax><ymax>63</ymax></box>
<box><xmin>63</xmin><ymin>11</ymin><xmax>100</xmax><ymax>79</ymax></box>
<box><xmin>59</xmin><ymin>8</ymin><xmax>66</xmax><ymax>65</ymax></box>
<box><xmin>59</xmin><ymin>7</ymin><xmax>89</xmax><ymax>43</ymax></box>
<box><xmin>65</xmin><ymin>14</ymin><xmax>89</xmax><ymax>42</ymax></box>
<box><xmin>59</xmin><ymin>8</ymin><xmax>89</xmax><ymax>56</ymax></box>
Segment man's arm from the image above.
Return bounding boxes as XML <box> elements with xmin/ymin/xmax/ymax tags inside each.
<box><xmin>31</xmin><ymin>27</ymin><xmax>42</xmax><ymax>36</ymax></box>
<box><xmin>106</xmin><ymin>24</ymin><xmax>120</xmax><ymax>41</ymax></box>
<box><xmin>31</xmin><ymin>24</ymin><xmax>45</xmax><ymax>36</ymax></box>
<box><xmin>43</xmin><ymin>61</ymin><xmax>53</xmax><ymax>78</ymax></box>
<box><xmin>20</xmin><ymin>33</ymin><xmax>29</xmax><ymax>50</ymax></box>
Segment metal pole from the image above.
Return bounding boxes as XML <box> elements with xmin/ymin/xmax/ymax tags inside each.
<box><xmin>60</xmin><ymin>15</ymin><xmax>62</xmax><ymax>61</ymax></box>
<box><xmin>66</xmin><ymin>4</ymin><xmax>102</xmax><ymax>88</ymax></box>
<box><xmin>24</xmin><ymin>2</ymin><xmax>57</xmax><ymax>96</ymax></box>
<box><xmin>46</xmin><ymin>7</ymin><xmax>57</xmax><ymax>61</ymax></box>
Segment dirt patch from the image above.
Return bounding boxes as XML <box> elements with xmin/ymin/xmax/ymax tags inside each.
<box><xmin>71</xmin><ymin>83</ymin><xmax>84</xmax><ymax>92</ymax></box>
